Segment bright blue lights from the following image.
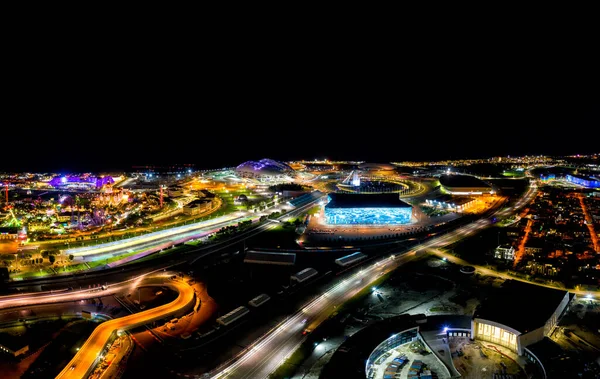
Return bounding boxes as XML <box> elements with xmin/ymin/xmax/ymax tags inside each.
<box><xmin>566</xmin><ymin>174</ymin><xmax>600</xmax><ymax>189</ymax></box>
<box><xmin>324</xmin><ymin>207</ymin><xmax>412</xmax><ymax>225</ymax></box>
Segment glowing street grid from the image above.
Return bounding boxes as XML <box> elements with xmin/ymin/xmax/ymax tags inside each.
<box><xmin>324</xmin><ymin>206</ymin><xmax>412</xmax><ymax>224</ymax></box>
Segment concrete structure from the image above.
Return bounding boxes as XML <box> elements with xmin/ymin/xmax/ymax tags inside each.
<box><xmin>472</xmin><ymin>280</ymin><xmax>570</xmax><ymax>355</ymax></box>
<box><xmin>57</xmin><ymin>280</ymin><xmax>195</xmax><ymax>379</ymax></box>
<box><xmin>494</xmin><ymin>244</ymin><xmax>516</xmax><ymax>260</ymax></box>
<box><xmin>439</xmin><ymin>174</ymin><xmax>492</xmax><ymax>195</ymax></box>
<box><xmin>291</xmin><ymin>267</ymin><xmax>318</xmax><ymax>283</ymax></box>
<box><xmin>321</xmin><ymin>314</ymin><xmax>458</xmax><ymax>379</ymax></box>
<box><xmin>324</xmin><ymin>193</ymin><xmax>413</xmax><ymax>225</ymax></box>
<box><xmin>248</xmin><ymin>294</ymin><xmax>270</xmax><ymax>308</ymax></box>
<box><xmin>0</xmin><ymin>335</ymin><xmax>29</xmax><ymax>357</ymax></box>
<box><xmin>335</xmin><ymin>251</ymin><xmax>367</xmax><ymax>267</ymax></box>
<box><xmin>167</xmin><ymin>185</ymin><xmax>186</xmax><ymax>197</ymax></box>
<box><xmin>287</xmin><ymin>190</ymin><xmax>323</xmax><ymax>208</ymax></box>
<box><xmin>216</xmin><ymin>306</ymin><xmax>250</xmax><ymax>326</ymax></box>
<box><xmin>182</xmin><ymin>199</ymin><xmax>213</xmax><ymax>216</ymax></box>
<box><xmin>244</xmin><ymin>250</ymin><xmax>296</xmax><ymax>266</ymax></box>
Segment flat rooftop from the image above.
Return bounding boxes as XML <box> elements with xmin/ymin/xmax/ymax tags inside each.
<box><xmin>292</xmin><ymin>267</ymin><xmax>318</xmax><ymax>282</ymax></box>
<box><xmin>526</xmin><ymin>337</ymin><xmax>573</xmax><ymax>378</ymax></box>
<box><xmin>440</xmin><ymin>174</ymin><xmax>491</xmax><ymax>189</ymax></box>
<box><xmin>326</xmin><ymin>193</ymin><xmax>412</xmax><ymax>209</ymax></box>
<box><xmin>335</xmin><ymin>251</ymin><xmax>367</xmax><ymax>266</ymax></box>
<box><xmin>473</xmin><ymin>280</ymin><xmax>568</xmax><ymax>334</ymax></box>
<box><xmin>185</xmin><ymin>199</ymin><xmax>212</xmax><ymax>207</ymax></box>
<box><xmin>0</xmin><ymin>332</ymin><xmax>30</xmax><ymax>351</ymax></box>
<box><xmin>244</xmin><ymin>251</ymin><xmax>296</xmax><ymax>265</ymax></box>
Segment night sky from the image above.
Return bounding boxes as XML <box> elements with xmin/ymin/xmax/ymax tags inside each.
<box><xmin>3</xmin><ymin>43</ymin><xmax>598</xmax><ymax>173</ymax></box>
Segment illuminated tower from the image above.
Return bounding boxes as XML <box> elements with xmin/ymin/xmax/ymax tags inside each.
<box><xmin>352</xmin><ymin>171</ymin><xmax>361</xmax><ymax>187</ymax></box>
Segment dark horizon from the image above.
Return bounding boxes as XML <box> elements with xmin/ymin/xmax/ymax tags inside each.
<box><xmin>3</xmin><ymin>46</ymin><xmax>598</xmax><ymax>174</ymax></box>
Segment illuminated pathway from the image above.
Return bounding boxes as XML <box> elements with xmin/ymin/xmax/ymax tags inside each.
<box><xmin>55</xmin><ymin>277</ymin><xmax>195</xmax><ymax>379</ymax></box>
<box><xmin>0</xmin><ymin>270</ymin><xmax>195</xmax><ymax>379</ymax></box>
<box><xmin>0</xmin><ymin>268</ymin><xmax>170</xmax><ymax>309</ymax></box>
<box><xmin>426</xmin><ymin>246</ymin><xmax>600</xmax><ymax>295</ymax></box>
<box><xmin>205</xmin><ymin>183</ymin><xmax>541</xmax><ymax>378</ymax></box>
<box><xmin>65</xmin><ymin>213</ymin><xmax>252</xmax><ymax>258</ymax></box>
<box><xmin>63</xmin><ymin>201</ymin><xmax>300</xmax><ymax>264</ymax></box>
<box><xmin>577</xmin><ymin>193</ymin><xmax>599</xmax><ymax>253</ymax></box>
<box><xmin>514</xmin><ymin>218</ymin><xmax>533</xmax><ymax>266</ymax></box>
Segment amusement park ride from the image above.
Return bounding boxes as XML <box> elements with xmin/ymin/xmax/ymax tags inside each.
<box><xmin>2</xmin><ymin>183</ymin><xmax>21</xmax><ymax>228</ymax></box>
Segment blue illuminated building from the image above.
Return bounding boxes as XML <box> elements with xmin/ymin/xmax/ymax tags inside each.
<box><xmin>324</xmin><ymin>193</ymin><xmax>412</xmax><ymax>225</ymax></box>
<box><xmin>566</xmin><ymin>174</ymin><xmax>600</xmax><ymax>189</ymax></box>
<box><xmin>539</xmin><ymin>173</ymin><xmax>555</xmax><ymax>182</ymax></box>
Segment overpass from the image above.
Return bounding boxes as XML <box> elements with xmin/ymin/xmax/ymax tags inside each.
<box><xmin>55</xmin><ymin>277</ymin><xmax>195</xmax><ymax>379</ymax></box>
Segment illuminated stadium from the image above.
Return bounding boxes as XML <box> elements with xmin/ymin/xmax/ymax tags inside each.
<box><xmin>235</xmin><ymin>158</ymin><xmax>294</xmax><ymax>180</ymax></box>
<box><xmin>324</xmin><ymin>193</ymin><xmax>413</xmax><ymax>225</ymax></box>
<box><xmin>48</xmin><ymin>175</ymin><xmax>114</xmax><ymax>189</ymax></box>
<box><xmin>565</xmin><ymin>174</ymin><xmax>600</xmax><ymax>189</ymax></box>
<box><xmin>439</xmin><ymin>174</ymin><xmax>492</xmax><ymax>195</ymax></box>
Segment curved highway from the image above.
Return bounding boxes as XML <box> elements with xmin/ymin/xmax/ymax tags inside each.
<box><xmin>55</xmin><ymin>276</ymin><xmax>195</xmax><ymax>379</ymax></box>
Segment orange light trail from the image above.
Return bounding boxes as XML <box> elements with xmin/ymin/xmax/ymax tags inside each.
<box><xmin>514</xmin><ymin>218</ymin><xmax>533</xmax><ymax>266</ymax></box>
<box><xmin>577</xmin><ymin>193</ymin><xmax>599</xmax><ymax>253</ymax></box>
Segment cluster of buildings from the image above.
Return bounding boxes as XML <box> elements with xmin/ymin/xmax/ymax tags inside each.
<box><xmin>323</xmin><ymin>280</ymin><xmax>575</xmax><ymax>379</ymax></box>
<box><xmin>394</xmin><ymin>154</ymin><xmax>554</xmax><ymax>168</ymax></box>
<box><xmin>499</xmin><ymin>188</ymin><xmax>599</xmax><ymax>283</ymax></box>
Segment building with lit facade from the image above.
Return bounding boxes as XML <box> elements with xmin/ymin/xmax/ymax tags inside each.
<box><xmin>565</xmin><ymin>174</ymin><xmax>600</xmax><ymax>189</ymax></box>
<box><xmin>48</xmin><ymin>175</ymin><xmax>114</xmax><ymax>189</ymax></box>
<box><xmin>494</xmin><ymin>244</ymin><xmax>515</xmax><ymax>260</ymax></box>
<box><xmin>472</xmin><ymin>280</ymin><xmax>570</xmax><ymax>356</ymax></box>
<box><xmin>321</xmin><ymin>314</ymin><xmax>469</xmax><ymax>379</ymax></box>
<box><xmin>324</xmin><ymin>193</ymin><xmax>413</xmax><ymax>225</ymax></box>
<box><xmin>235</xmin><ymin>158</ymin><xmax>294</xmax><ymax>181</ymax></box>
<box><xmin>182</xmin><ymin>199</ymin><xmax>214</xmax><ymax>215</ymax></box>
<box><xmin>440</xmin><ymin>174</ymin><xmax>492</xmax><ymax>195</ymax></box>
<box><xmin>425</xmin><ymin>194</ymin><xmax>475</xmax><ymax>212</ymax></box>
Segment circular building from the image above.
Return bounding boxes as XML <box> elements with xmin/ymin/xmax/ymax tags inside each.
<box><xmin>320</xmin><ymin>314</ymin><xmax>468</xmax><ymax>379</ymax></box>
<box><xmin>235</xmin><ymin>158</ymin><xmax>294</xmax><ymax>180</ymax></box>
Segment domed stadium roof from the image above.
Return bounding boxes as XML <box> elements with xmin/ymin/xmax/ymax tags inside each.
<box><xmin>236</xmin><ymin>159</ymin><xmax>294</xmax><ymax>175</ymax></box>
<box><xmin>358</xmin><ymin>162</ymin><xmax>395</xmax><ymax>171</ymax></box>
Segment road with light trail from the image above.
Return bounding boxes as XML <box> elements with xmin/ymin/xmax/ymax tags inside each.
<box><xmin>205</xmin><ymin>182</ymin><xmax>539</xmax><ymax>379</ymax></box>
<box><xmin>54</xmin><ymin>275</ymin><xmax>195</xmax><ymax>379</ymax></box>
